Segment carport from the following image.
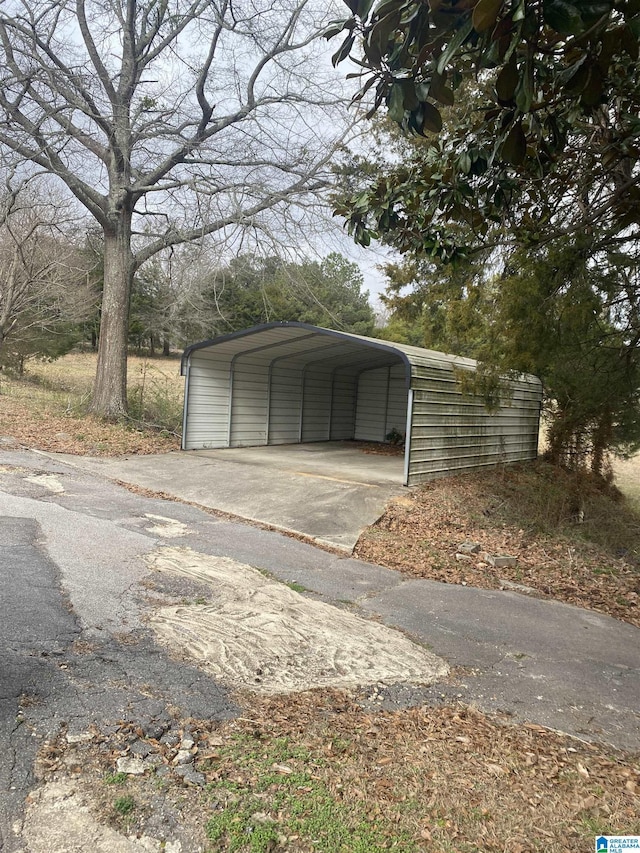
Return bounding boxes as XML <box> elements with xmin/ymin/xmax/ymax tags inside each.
<box><xmin>181</xmin><ymin>322</ymin><xmax>542</xmax><ymax>486</ymax></box>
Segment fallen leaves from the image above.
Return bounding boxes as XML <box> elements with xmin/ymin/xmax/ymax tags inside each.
<box><xmin>355</xmin><ymin>463</ymin><xmax>640</xmax><ymax>627</ymax></box>
<box><xmin>205</xmin><ymin>690</ymin><xmax>640</xmax><ymax>851</ymax></box>
<box><xmin>39</xmin><ymin>686</ymin><xmax>638</xmax><ymax>852</ymax></box>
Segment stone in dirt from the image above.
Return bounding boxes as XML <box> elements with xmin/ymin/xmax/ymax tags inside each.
<box><xmin>174</xmin><ymin>766</ymin><xmax>206</xmax><ymax>787</ymax></box>
<box><xmin>116</xmin><ymin>756</ymin><xmax>147</xmax><ymax>775</ymax></box>
<box><xmin>172</xmin><ymin>749</ymin><xmax>194</xmax><ymax>766</ymax></box>
<box><xmin>500</xmin><ymin>579</ymin><xmax>538</xmax><ymax>595</ymax></box>
<box><xmin>455</xmin><ymin>553</ymin><xmax>473</xmax><ymax>562</ymax></box>
<box><xmin>484</xmin><ymin>554</ymin><xmax>518</xmax><ymax>569</ymax></box>
<box><xmin>457</xmin><ymin>542</ymin><xmax>482</xmax><ymax>555</ymax></box>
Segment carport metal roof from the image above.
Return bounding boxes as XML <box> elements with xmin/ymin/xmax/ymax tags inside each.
<box><xmin>180</xmin><ymin>321</ymin><xmax>479</xmax><ymax>380</ymax></box>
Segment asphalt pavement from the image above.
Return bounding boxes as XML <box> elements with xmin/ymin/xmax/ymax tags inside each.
<box><xmin>0</xmin><ymin>447</ymin><xmax>638</xmax><ymax>851</ymax></box>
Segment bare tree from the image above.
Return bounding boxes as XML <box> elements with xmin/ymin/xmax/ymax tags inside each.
<box><xmin>0</xmin><ymin>0</ymin><xmax>349</xmax><ymax>415</ymax></box>
<box><xmin>0</xmin><ymin>178</ymin><xmax>97</xmax><ymax>371</ymax></box>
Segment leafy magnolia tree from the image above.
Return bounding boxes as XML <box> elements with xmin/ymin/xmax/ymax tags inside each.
<box><xmin>0</xmin><ymin>0</ymin><xmax>350</xmax><ymax>416</ymax></box>
<box><xmin>203</xmin><ymin>251</ymin><xmax>375</xmax><ymax>334</ymax></box>
<box><xmin>327</xmin><ymin>0</ymin><xmax>640</xmax><ymax>470</ymax></box>
<box><xmin>327</xmin><ymin>0</ymin><xmax>640</xmax><ymax>255</ymax></box>
<box><xmin>0</xmin><ymin>180</ymin><xmax>98</xmax><ymax>372</ymax></box>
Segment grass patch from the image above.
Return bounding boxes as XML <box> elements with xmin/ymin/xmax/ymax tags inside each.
<box><xmin>113</xmin><ymin>794</ymin><xmax>136</xmax><ymax>816</ymax></box>
<box><xmin>205</xmin><ymin>732</ymin><xmax>415</xmax><ymax>852</ymax></box>
<box><xmin>614</xmin><ymin>454</ymin><xmax>640</xmax><ymax>512</ymax></box>
<box><xmin>283</xmin><ymin>580</ymin><xmax>308</xmax><ymax>594</ymax></box>
<box><xmin>105</xmin><ymin>772</ymin><xmax>128</xmax><ymax>785</ymax></box>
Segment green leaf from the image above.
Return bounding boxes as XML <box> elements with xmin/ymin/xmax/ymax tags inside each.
<box><xmin>401</xmin><ymin>79</ymin><xmax>420</xmax><ymax>110</ymax></box>
<box><xmin>563</xmin><ymin>60</ymin><xmax>589</xmax><ymax>96</ymax></box>
<box><xmin>357</xmin><ymin>0</ymin><xmax>377</xmax><ymax>19</ymax></box>
<box><xmin>543</xmin><ymin>0</ymin><xmax>584</xmax><ymax>35</ymax></box>
<box><xmin>422</xmin><ymin>101</ymin><xmax>443</xmax><ymax>133</ymax></box>
<box><xmin>627</xmin><ymin>12</ymin><xmax>640</xmax><ymax>38</ymax></box>
<box><xmin>495</xmin><ymin>57</ymin><xmax>518</xmax><ymax>102</ymax></box>
<box><xmin>515</xmin><ymin>63</ymin><xmax>533</xmax><ymax>112</ymax></box>
<box><xmin>371</xmin><ymin>0</ymin><xmax>403</xmax><ymax>17</ymax></box>
<box><xmin>472</xmin><ymin>0</ymin><xmax>503</xmax><ymax>33</ymax></box>
<box><xmin>621</xmin><ymin>23</ymin><xmax>640</xmax><ymax>58</ymax></box>
<box><xmin>352</xmin><ymin>74</ymin><xmax>378</xmax><ymax>103</ymax></box>
<box><xmin>512</xmin><ymin>0</ymin><xmax>525</xmax><ymax>21</ymax></box>
<box><xmin>323</xmin><ymin>18</ymin><xmax>352</xmax><ymax>40</ymax></box>
<box><xmin>436</xmin><ymin>19</ymin><xmax>475</xmax><ymax>75</ymax></box>
<box><xmin>368</xmin><ymin>10</ymin><xmax>401</xmax><ymax>56</ymax></box>
<box><xmin>501</xmin><ymin>121</ymin><xmax>527</xmax><ymax>164</ymax></box>
<box><xmin>429</xmin><ymin>72</ymin><xmax>455</xmax><ymax>106</ymax></box>
<box><xmin>581</xmin><ymin>64</ymin><xmax>604</xmax><ymax>106</ymax></box>
<box><xmin>580</xmin><ymin>2</ymin><xmax>613</xmax><ymax>26</ymax></box>
<box><xmin>331</xmin><ymin>33</ymin><xmax>355</xmax><ymax>66</ymax></box>
<box><xmin>387</xmin><ymin>83</ymin><xmax>406</xmax><ymax>122</ymax></box>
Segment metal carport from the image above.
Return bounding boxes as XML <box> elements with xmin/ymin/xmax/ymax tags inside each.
<box><xmin>181</xmin><ymin>322</ymin><xmax>542</xmax><ymax>486</ymax></box>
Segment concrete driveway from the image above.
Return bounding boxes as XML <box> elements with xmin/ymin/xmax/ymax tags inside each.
<box><xmin>48</xmin><ymin>442</ymin><xmax>407</xmax><ymax>550</ymax></box>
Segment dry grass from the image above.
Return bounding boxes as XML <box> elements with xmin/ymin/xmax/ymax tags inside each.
<box><xmin>0</xmin><ymin>351</ymin><xmax>181</xmax><ymax>455</ymax></box>
<box><xmin>614</xmin><ymin>454</ymin><xmax>640</xmax><ymax>511</ymax></box>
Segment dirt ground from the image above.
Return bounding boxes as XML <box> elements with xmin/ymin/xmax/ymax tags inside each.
<box><xmin>22</xmin><ymin>689</ymin><xmax>640</xmax><ymax>853</ymax></box>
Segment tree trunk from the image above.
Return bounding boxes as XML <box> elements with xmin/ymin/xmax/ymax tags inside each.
<box><xmin>90</xmin><ymin>213</ymin><xmax>134</xmax><ymax>418</ymax></box>
<box><xmin>162</xmin><ymin>337</ymin><xmax>170</xmax><ymax>357</ymax></box>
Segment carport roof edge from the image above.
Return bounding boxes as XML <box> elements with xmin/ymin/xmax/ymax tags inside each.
<box><xmin>180</xmin><ymin>321</ymin><xmax>490</xmax><ymax>380</ymax></box>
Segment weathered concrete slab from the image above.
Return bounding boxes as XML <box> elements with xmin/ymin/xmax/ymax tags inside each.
<box><xmin>41</xmin><ymin>443</ymin><xmax>407</xmax><ymax>550</ymax></box>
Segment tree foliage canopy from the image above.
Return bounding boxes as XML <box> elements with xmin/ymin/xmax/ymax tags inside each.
<box><xmin>380</xmin><ymin>235</ymin><xmax>640</xmax><ymax>470</ymax></box>
<box><xmin>329</xmin><ymin>0</ymin><xmax>640</xmax><ymax>257</ymax></box>
<box><xmin>197</xmin><ymin>251</ymin><xmax>375</xmax><ymax>336</ymax></box>
<box><xmin>328</xmin><ymin>0</ymin><xmax>640</xmax><ymax>471</ymax></box>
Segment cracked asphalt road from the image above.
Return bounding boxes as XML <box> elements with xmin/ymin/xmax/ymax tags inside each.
<box><xmin>0</xmin><ymin>448</ymin><xmax>639</xmax><ymax>850</ymax></box>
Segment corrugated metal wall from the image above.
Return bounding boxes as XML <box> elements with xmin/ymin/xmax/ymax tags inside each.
<box><xmin>268</xmin><ymin>359</ymin><xmax>406</xmax><ymax>444</ymax></box>
<box><xmin>354</xmin><ymin>364</ymin><xmax>407</xmax><ymax>442</ymax></box>
<box><xmin>330</xmin><ymin>369</ymin><xmax>359</xmax><ymax>440</ymax></box>
<box><xmin>268</xmin><ymin>364</ymin><xmax>302</xmax><ymax>444</ymax></box>
<box><xmin>182</xmin><ymin>350</ymin><xmax>232</xmax><ymax>450</ymax></box>
<box><xmin>184</xmin><ymin>345</ymin><xmax>409</xmax><ymax>451</ymax></box>
<box><xmin>406</xmin><ymin>364</ymin><xmax>541</xmax><ymax>485</ymax></box>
